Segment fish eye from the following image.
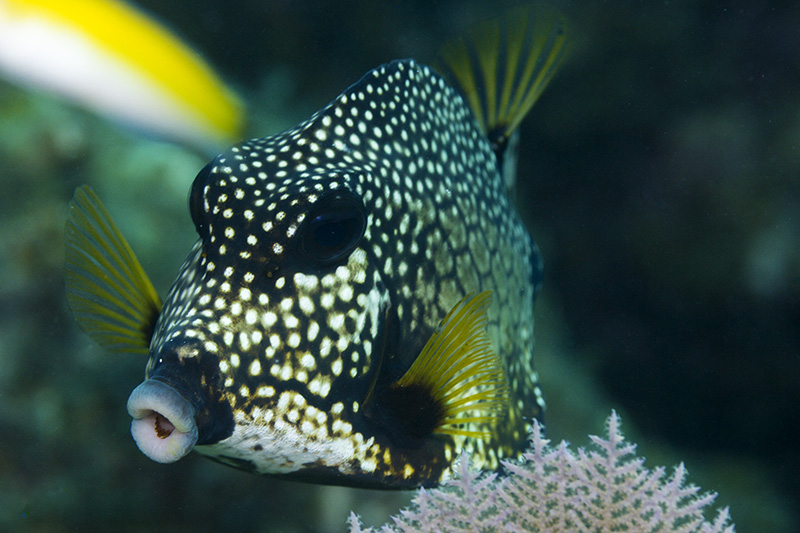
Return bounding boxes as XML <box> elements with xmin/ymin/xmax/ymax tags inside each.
<box><xmin>300</xmin><ymin>192</ymin><xmax>366</xmax><ymax>265</ymax></box>
<box><xmin>189</xmin><ymin>162</ymin><xmax>213</xmax><ymax>234</ymax></box>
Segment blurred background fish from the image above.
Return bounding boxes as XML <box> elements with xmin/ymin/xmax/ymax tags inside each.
<box><xmin>0</xmin><ymin>0</ymin><xmax>244</xmax><ymax>151</ymax></box>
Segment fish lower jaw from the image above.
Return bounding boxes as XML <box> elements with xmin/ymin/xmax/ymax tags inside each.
<box><xmin>127</xmin><ymin>379</ymin><xmax>199</xmax><ymax>463</ymax></box>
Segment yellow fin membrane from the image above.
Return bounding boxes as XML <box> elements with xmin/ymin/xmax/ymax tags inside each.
<box><xmin>391</xmin><ymin>291</ymin><xmax>510</xmax><ymax>439</ymax></box>
<box><xmin>436</xmin><ymin>6</ymin><xmax>570</xmax><ymax>149</ymax></box>
<box><xmin>64</xmin><ymin>185</ymin><xmax>161</xmax><ymax>355</ymax></box>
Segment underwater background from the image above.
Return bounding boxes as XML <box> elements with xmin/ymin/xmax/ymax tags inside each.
<box><xmin>0</xmin><ymin>0</ymin><xmax>797</xmax><ymax>531</ymax></box>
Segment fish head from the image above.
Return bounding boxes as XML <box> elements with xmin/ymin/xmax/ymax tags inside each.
<box><xmin>130</xmin><ymin>108</ymin><xmax>422</xmax><ymax>484</ymax></box>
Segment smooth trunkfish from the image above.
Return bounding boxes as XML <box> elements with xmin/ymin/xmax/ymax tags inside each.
<box><xmin>64</xmin><ymin>7</ymin><xmax>569</xmax><ymax>489</ymax></box>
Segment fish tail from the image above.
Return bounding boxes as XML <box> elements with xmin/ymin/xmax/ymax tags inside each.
<box><xmin>436</xmin><ymin>6</ymin><xmax>571</xmax><ymax>153</ymax></box>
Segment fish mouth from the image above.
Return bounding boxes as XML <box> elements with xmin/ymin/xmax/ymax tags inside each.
<box><xmin>126</xmin><ymin>379</ymin><xmax>199</xmax><ymax>463</ymax></box>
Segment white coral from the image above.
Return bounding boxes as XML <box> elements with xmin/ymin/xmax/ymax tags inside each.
<box><xmin>349</xmin><ymin>412</ymin><xmax>734</xmax><ymax>532</ymax></box>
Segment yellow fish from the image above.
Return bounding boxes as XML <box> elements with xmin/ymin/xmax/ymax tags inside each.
<box><xmin>0</xmin><ymin>0</ymin><xmax>243</xmax><ymax>149</ymax></box>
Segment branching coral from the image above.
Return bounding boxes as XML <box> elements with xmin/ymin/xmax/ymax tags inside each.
<box><xmin>349</xmin><ymin>412</ymin><xmax>734</xmax><ymax>532</ymax></box>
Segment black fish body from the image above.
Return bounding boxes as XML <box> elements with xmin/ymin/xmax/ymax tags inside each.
<box><xmin>65</xmin><ymin>8</ymin><xmax>569</xmax><ymax>489</ymax></box>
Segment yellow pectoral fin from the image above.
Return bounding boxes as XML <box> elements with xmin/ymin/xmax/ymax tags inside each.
<box><xmin>64</xmin><ymin>185</ymin><xmax>161</xmax><ymax>355</ymax></box>
<box><xmin>393</xmin><ymin>291</ymin><xmax>510</xmax><ymax>439</ymax></box>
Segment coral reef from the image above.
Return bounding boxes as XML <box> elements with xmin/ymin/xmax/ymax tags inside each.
<box><xmin>350</xmin><ymin>412</ymin><xmax>734</xmax><ymax>532</ymax></box>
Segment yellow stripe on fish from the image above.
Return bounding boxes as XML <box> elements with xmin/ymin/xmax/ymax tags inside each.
<box><xmin>0</xmin><ymin>0</ymin><xmax>243</xmax><ymax>149</ymax></box>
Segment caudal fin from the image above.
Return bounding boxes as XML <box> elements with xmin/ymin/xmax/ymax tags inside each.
<box><xmin>436</xmin><ymin>6</ymin><xmax>571</xmax><ymax>156</ymax></box>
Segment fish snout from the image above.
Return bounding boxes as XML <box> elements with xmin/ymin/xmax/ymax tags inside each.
<box><xmin>127</xmin><ymin>379</ymin><xmax>199</xmax><ymax>463</ymax></box>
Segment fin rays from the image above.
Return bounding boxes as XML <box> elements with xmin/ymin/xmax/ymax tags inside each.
<box><xmin>437</xmin><ymin>6</ymin><xmax>570</xmax><ymax>148</ymax></box>
<box><xmin>64</xmin><ymin>186</ymin><xmax>161</xmax><ymax>354</ymax></box>
<box><xmin>394</xmin><ymin>291</ymin><xmax>510</xmax><ymax>438</ymax></box>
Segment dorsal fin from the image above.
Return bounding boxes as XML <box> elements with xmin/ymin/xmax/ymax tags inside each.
<box><xmin>64</xmin><ymin>185</ymin><xmax>161</xmax><ymax>355</ymax></box>
<box><xmin>436</xmin><ymin>6</ymin><xmax>570</xmax><ymax>157</ymax></box>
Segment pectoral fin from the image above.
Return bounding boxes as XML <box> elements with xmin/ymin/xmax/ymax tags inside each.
<box><xmin>371</xmin><ymin>291</ymin><xmax>510</xmax><ymax>444</ymax></box>
<box><xmin>64</xmin><ymin>185</ymin><xmax>161</xmax><ymax>355</ymax></box>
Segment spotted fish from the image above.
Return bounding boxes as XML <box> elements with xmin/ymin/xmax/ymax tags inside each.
<box><xmin>64</xmin><ymin>7</ymin><xmax>569</xmax><ymax>488</ymax></box>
